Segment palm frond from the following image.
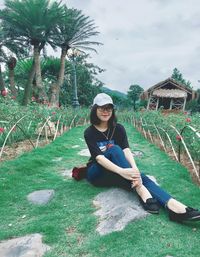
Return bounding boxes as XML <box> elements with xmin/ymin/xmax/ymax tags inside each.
<box><xmin>55</xmin><ymin>7</ymin><xmax>102</xmax><ymax>54</ymax></box>
<box><xmin>1</xmin><ymin>0</ymin><xmax>64</xmax><ymax>51</ymax></box>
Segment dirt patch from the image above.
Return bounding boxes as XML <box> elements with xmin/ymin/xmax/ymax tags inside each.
<box><xmin>0</xmin><ymin>139</ymin><xmax>51</xmax><ymax>162</ymax></box>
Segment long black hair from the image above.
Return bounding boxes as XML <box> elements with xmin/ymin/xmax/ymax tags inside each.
<box><xmin>90</xmin><ymin>104</ymin><xmax>117</xmax><ymax>127</ymax></box>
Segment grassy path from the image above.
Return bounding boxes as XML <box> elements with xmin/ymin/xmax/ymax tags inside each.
<box><xmin>0</xmin><ymin>123</ymin><xmax>200</xmax><ymax>257</ymax></box>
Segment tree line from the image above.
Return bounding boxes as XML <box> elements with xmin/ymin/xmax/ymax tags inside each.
<box><xmin>0</xmin><ymin>1</ymin><xmax>199</xmax><ymax>111</ymax></box>
<box><xmin>0</xmin><ymin>0</ymin><xmax>103</xmax><ymax>106</ymax></box>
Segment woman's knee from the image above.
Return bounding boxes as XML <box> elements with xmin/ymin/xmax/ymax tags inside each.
<box><xmin>105</xmin><ymin>144</ymin><xmax>123</xmax><ymax>156</ymax></box>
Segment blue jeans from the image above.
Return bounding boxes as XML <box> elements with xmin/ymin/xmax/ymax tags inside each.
<box><xmin>87</xmin><ymin>145</ymin><xmax>172</xmax><ymax>207</ymax></box>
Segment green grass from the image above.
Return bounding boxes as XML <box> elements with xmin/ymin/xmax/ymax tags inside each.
<box><xmin>0</xmin><ymin>124</ymin><xmax>200</xmax><ymax>257</ymax></box>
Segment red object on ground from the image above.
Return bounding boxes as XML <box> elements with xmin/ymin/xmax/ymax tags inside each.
<box><xmin>186</xmin><ymin>118</ymin><xmax>191</xmax><ymax>122</ymax></box>
<box><xmin>176</xmin><ymin>135</ymin><xmax>182</xmax><ymax>141</ymax></box>
<box><xmin>72</xmin><ymin>166</ymin><xmax>87</xmax><ymax>181</ymax></box>
<box><xmin>0</xmin><ymin>127</ymin><xmax>5</xmax><ymax>133</ymax></box>
<box><xmin>1</xmin><ymin>89</ymin><xmax>7</xmax><ymax>96</ymax></box>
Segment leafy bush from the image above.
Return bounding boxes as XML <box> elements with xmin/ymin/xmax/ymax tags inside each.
<box><xmin>186</xmin><ymin>99</ymin><xmax>200</xmax><ymax>113</ymax></box>
<box><xmin>132</xmin><ymin>110</ymin><xmax>200</xmax><ymax>163</ymax></box>
<box><xmin>0</xmin><ymin>97</ymin><xmax>89</xmax><ymax>147</ymax></box>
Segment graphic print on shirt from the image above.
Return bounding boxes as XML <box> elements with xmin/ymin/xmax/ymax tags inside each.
<box><xmin>97</xmin><ymin>140</ymin><xmax>114</xmax><ymax>152</ymax></box>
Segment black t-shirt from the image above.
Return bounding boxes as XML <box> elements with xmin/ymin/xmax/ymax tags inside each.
<box><xmin>84</xmin><ymin>123</ymin><xmax>129</xmax><ymax>162</ymax></box>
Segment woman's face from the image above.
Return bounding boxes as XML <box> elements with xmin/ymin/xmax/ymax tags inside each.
<box><xmin>96</xmin><ymin>104</ymin><xmax>113</xmax><ymax>122</ymax></box>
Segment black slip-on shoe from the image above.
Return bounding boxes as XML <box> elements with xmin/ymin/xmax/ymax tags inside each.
<box><xmin>168</xmin><ymin>207</ymin><xmax>200</xmax><ymax>222</ymax></box>
<box><xmin>139</xmin><ymin>197</ymin><xmax>160</xmax><ymax>214</ymax></box>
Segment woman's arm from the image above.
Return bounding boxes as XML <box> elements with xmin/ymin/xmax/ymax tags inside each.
<box><xmin>96</xmin><ymin>155</ymin><xmax>140</xmax><ymax>181</ymax></box>
<box><xmin>123</xmin><ymin>147</ymin><xmax>142</xmax><ymax>187</ymax></box>
<box><xmin>123</xmin><ymin>148</ymin><xmax>139</xmax><ymax>171</ymax></box>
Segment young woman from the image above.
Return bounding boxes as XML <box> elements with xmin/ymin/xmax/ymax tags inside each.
<box><xmin>84</xmin><ymin>93</ymin><xmax>200</xmax><ymax>222</ymax></box>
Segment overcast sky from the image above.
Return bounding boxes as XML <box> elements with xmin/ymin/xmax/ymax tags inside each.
<box><xmin>1</xmin><ymin>0</ymin><xmax>200</xmax><ymax>93</ymax></box>
<box><xmin>65</xmin><ymin>0</ymin><xmax>200</xmax><ymax>93</ymax></box>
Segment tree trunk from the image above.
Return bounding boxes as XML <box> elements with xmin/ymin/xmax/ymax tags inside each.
<box><xmin>49</xmin><ymin>82</ymin><xmax>58</xmax><ymax>107</ymax></box>
<box><xmin>0</xmin><ymin>65</ymin><xmax>6</xmax><ymax>91</ymax></box>
<box><xmin>22</xmin><ymin>59</ymin><xmax>35</xmax><ymax>106</ymax></box>
<box><xmin>50</xmin><ymin>48</ymin><xmax>67</xmax><ymax>107</ymax></box>
<box><xmin>7</xmin><ymin>57</ymin><xmax>17</xmax><ymax>96</ymax></box>
<box><xmin>9</xmin><ymin>68</ymin><xmax>17</xmax><ymax>96</ymax></box>
<box><xmin>133</xmin><ymin>100</ymin><xmax>136</xmax><ymax>111</ymax></box>
<box><xmin>33</xmin><ymin>46</ymin><xmax>48</xmax><ymax>101</ymax></box>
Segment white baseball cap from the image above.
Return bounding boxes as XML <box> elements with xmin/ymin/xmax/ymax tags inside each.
<box><xmin>93</xmin><ymin>93</ymin><xmax>113</xmax><ymax>106</ymax></box>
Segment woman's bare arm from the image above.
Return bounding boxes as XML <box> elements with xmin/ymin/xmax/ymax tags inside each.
<box><xmin>96</xmin><ymin>155</ymin><xmax>140</xmax><ymax>181</ymax></box>
<box><xmin>123</xmin><ymin>148</ymin><xmax>139</xmax><ymax>171</ymax></box>
<box><xmin>123</xmin><ymin>148</ymin><xmax>142</xmax><ymax>187</ymax></box>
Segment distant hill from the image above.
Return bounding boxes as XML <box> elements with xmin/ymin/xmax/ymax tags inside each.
<box><xmin>101</xmin><ymin>87</ymin><xmax>127</xmax><ymax>99</ymax></box>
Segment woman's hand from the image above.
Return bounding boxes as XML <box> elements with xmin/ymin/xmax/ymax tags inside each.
<box><xmin>118</xmin><ymin>168</ymin><xmax>142</xmax><ymax>188</ymax></box>
<box><xmin>131</xmin><ymin>178</ymin><xmax>142</xmax><ymax>188</ymax></box>
<box><xmin>119</xmin><ymin>167</ymin><xmax>141</xmax><ymax>180</ymax></box>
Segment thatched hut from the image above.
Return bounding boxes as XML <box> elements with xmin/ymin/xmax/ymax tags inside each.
<box><xmin>141</xmin><ymin>78</ymin><xmax>197</xmax><ymax>111</ymax></box>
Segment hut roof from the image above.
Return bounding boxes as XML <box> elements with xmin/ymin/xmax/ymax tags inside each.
<box><xmin>153</xmin><ymin>89</ymin><xmax>187</xmax><ymax>98</ymax></box>
<box><xmin>146</xmin><ymin>77</ymin><xmax>193</xmax><ymax>95</ymax></box>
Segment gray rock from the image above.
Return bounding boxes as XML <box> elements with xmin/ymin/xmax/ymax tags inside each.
<box><xmin>93</xmin><ymin>188</ymin><xmax>149</xmax><ymax>235</ymax></box>
<box><xmin>59</xmin><ymin>169</ymin><xmax>72</xmax><ymax>178</ymax></box>
<box><xmin>132</xmin><ymin>150</ymin><xmax>144</xmax><ymax>158</ymax></box>
<box><xmin>71</xmin><ymin>145</ymin><xmax>80</xmax><ymax>148</ymax></box>
<box><xmin>27</xmin><ymin>190</ymin><xmax>55</xmax><ymax>205</ymax></box>
<box><xmin>52</xmin><ymin>157</ymin><xmax>63</xmax><ymax>162</ymax></box>
<box><xmin>147</xmin><ymin>175</ymin><xmax>159</xmax><ymax>185</ymax></box>
<box><xmin>78</xmin><ymin>149</ymin><xmax>90</xmax><ymax>157</ymax></box>
<box><xmin>0</xmin><ymin>233</ymin><xmax>50</xmax><ymax>257</ymax></box>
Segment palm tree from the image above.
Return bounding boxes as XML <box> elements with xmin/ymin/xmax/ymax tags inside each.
<box><xmin>0</xmin><ymin>22</ymin><xmax>27</xmax><ymax>96</ymax></box>
<box><xmin>50</xmin><ymin>6</ymin><xmax>102</xmax><ymax>106</ymax></box>
<box><xmin>6</xmin><ymin>56</ymin><xmax>17</xmax><ymax>96</ymax></box>
<box><xmin>0</xmin><ymin>65</ymin><xmax>6</xmax><ymax>95</ymax></box>
<box><xmin>0</xmin><ymin>33</ymin><xmax>6</xmax><ymax>93</ymax></box>
<box><xmin>0</xmin><ymin>0</ymin><xmax>65</xmax><ymax>102</ymax></box>
<box><xmin>16</xmin><ymin>57</ymin><xmax>62</xmax><ymax>104</ymax></box>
